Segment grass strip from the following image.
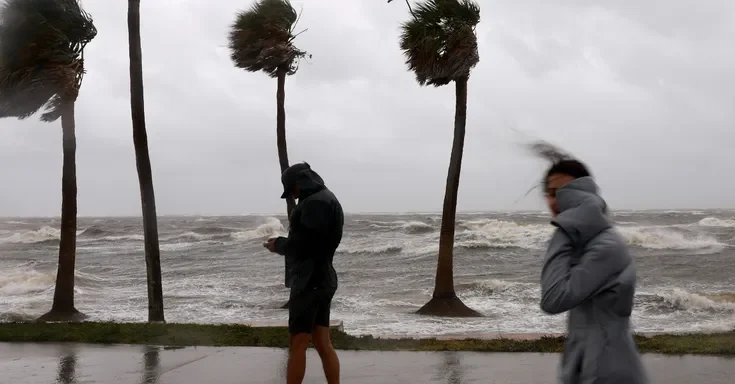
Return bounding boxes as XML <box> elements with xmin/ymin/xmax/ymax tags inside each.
<box><xmin>0</xmin><ymin>322</ymin><xmax>733</xmax><ymax>355</ymax></box>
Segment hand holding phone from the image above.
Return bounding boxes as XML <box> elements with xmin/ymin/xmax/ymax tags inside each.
<box><xmin>264</xmin><ymin>238</ymin><xmax>277</xmax><ymax>252</ymax></box>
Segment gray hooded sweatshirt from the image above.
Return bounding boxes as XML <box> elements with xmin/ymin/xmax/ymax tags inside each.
<box><xmin>541</xmin><ymin>176</ymin><xmax>647</xmax><ymax>384</ymax></box>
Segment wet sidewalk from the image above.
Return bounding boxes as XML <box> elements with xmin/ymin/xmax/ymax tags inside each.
<box><xmin>2</xmin><ymin>342</ymin><xmax>734</xmax><ymax>383</ymax></box>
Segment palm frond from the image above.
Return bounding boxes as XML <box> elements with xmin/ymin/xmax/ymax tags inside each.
<box><xmin>387</xmin><ymin>0</ymin><xmax>416</xmax><ymax>18</ymax></box>
<box><xmin>399</xmin><ymin>0</ymin><xmax>480</xmax><ymax>86</ymax></box>
<box><xmin>0</xmin><ymin>0</ymin><xmax>96</xmax><ymax>122</ymax></box>
<box><xmin>228</xmin><ymin>0</ymin><xmax>309</xmax><ymax>78</ymax></box>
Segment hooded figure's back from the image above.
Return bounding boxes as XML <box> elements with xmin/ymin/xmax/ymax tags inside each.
<box><xmin>541</xmin><ymin>177</ymin><xmax>647</xmax><ymax>384</ymax></box>
<box><xmin>276</xmin><ymin>164</ymin><xmax>343</xmax><ymax>292</ymax></box>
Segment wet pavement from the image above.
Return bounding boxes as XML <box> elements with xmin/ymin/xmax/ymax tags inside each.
<box><xmin>2</xmin><ymin>342</ymin><xmax>734</xmax><ymax>383</ymax></box>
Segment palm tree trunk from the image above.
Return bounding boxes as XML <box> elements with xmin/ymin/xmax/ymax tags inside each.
<box><xmin>39</xmin><ymin>102</ymin><xmax>85</xmax><ymax>322</ymax></box>
<box><xmin>129</xmin><ymin>0</ymin><xmax>165</xmax><ymax>323</ymax></box>
<box><xmin>416</xmin><ymin>76</ymin><xmax>481</xmax><ymax>317</ymax></box>
<box><xmin>277</xmin><ymin>67</ymin><xmax>294</xmax><ymax>309</ymax></box>
<box><xmin>276</xmin><ymin>67</ymin><xmax>296</xmax><ymax>218</ymax></box>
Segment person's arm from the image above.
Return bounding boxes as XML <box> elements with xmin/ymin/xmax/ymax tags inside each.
<box><xmin>540</xmin><ymin>228</ymin><xmax>626</xmax><ymax>314</ymax></box>
<box><xmin>273</xmin><ymin>199</ymin><xmax>332</xmax><ymax>260</ymax></box>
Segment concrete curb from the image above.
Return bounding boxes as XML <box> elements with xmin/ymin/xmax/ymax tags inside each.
<box><xmin>244</xmin><ymin>320</ymin><xmax>344</xmax><ymax>332</ymax></box>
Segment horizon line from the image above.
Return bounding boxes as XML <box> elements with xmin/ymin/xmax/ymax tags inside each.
<box><xmin>1</xmin><ymin>208</ymin><xmax>733</xmax><ymax>220</ymax></box>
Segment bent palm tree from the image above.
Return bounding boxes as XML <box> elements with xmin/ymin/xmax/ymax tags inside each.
<box><xmin>399</xmin><ymin>0</ymin><xmax>482</xmax><ymax>317</ymax></box>
<box><xmin>228</xmin><ymin>0</ymin><xmax>308</xmax><ymax>308</ymax></box>
<box><xmin>0</xmin><ymin>0</ymin><xmax>97</xmax><ymax>322</ymax></box>
<box><xmin>128</xmin><ymin>0</ymin><xmax>164</xmax><ymax>322</ymax></box>
<box><xmin>228</xmin><ymin>0</ymin><xmax>308</xmax><ymax>220</ymax></box>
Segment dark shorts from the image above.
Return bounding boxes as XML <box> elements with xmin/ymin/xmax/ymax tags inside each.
<box><xmin>288</xmin><ymin>287</ymin><xmax>335</xmax><ymax>335</ymax></box>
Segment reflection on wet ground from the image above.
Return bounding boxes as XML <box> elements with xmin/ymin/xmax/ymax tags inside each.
<box><xmin>141</xmin><ymin>346</ymin><xmax>160</xmax><ymax>384</ymax></box>
<box><xmin>56</xmin><ymin>348</ymin><xmax>76</xmax><ymax>384</ymax></box>
<box><xmin>1</xmin><ymin>343</ymin><xmax>734</xmax><ymax>383</ymax></box>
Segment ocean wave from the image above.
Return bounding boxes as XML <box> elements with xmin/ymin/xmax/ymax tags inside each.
<box><xmin>0</xmin><ymin>226</ymin><xmax>60</xmax><ymax>245</ymax></box>
<box><xmin>464</xmin><ymin>280</ymin><xmax>735</xmax><ymax>315</ymax></box>
<box><xmin>189</xmin><ymin>226</ymin><xmax>235</xmax><ymax>235</ymax></box>
<box><xmin>367</xmin><ymin>220</ymin><xmax>435</xmax><ymax>234</ymax></box>
<box><xmin>0</xmin><ymin>269</ymin><xmax>55</xmax><ymax>295</ymax></box>
<box><xmin>462</xmin><ymin>279</ymin><xmax>537</xmax><ymax>298</ymax></box>
<box><xmin>164</xmin><ymin>231</ymin><xmax>221</xmax><ymax>242</ymax></box>
<box><xmin>0</xmin><ymin>225</ymin><xmax>127</xmax><ymax>245</ymax></box>
<box><xmin>0</xmin><ymin>311</ymin><xmax>36</xmax><ymax>322</ymax></box>
<box><xmin>158</xmin><ymin>241</ymin><xmax>225</xmax><ymax>252</ymax></box>
<box><xmin>614</xmin><ymin>221</ymin><xmax>639</xmax><ymax>226</ymax></box>
<box><xmin>97</xmin><ymin>234</ymin><xmax>145</xmax><ymax>242</ymax></box>
<box><xmin>3</xmin><ymin>216</ymin><xmax>729</xmax><ymax>253</ymax></box>
<box><xmin>456</xmin><ymin>219</ymin><xmax>726</xmax><ymax>252</ymax></box>
<box><xmin>347</xmin><ymin>219</ymin><xmax>728</xmax><ymax>254</ymax></box>
<box><xmin>456</xmin><ymin>219</ymin><xmax>551</xmax><ymax>250</ymax></box>
<box><xmin>231</xmin><ymin>217</ymin><xmax>286</xmax><ymax>242</ymax></box>
<box><xmin>78</xmin><ymin>226</ymin><xmax>109</xmax><ymax>237</ymax></box>
<box><xmin>698</xmin><ymin>217</ymin><xmax>735</xmax><ymax>228</ymax></box>
<box><xmin>0</xmin><ymin>268</ymin><xmax>104</xmax><ymax>296</ymax></box>
<box><xmin>639</xmin><ymin>289</ymin><xmax>735</xmax><ymax>313</ymax></box>
<box><xmin>338</xmin><ymin>243</ymin><xmax>403</xmax><ymax>255</ymax></box>
<box><xmin>617</xmin><ymin>226</ymin><xmax>725</xmax><ymax>251</ymax></box>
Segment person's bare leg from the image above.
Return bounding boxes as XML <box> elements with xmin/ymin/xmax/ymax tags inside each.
<box><xmin>312</xmin><ymin>326</ymin><xmax>340</xmax><ymax>384</ymax></box>
<box><xmin>287</xmin><ymin>333</ymin><xmax>311</xmax><ymax>384</ymax></box>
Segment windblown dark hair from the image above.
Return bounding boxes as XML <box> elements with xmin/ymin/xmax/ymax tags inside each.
<box><xmin>526</xmin><ymin>140</ymin><xmax>591</xmax><ymax>189</ymax></box>
<box><xmin>544</xmin><ymin>160</ymin><xmax>591</xmax><ymax>188</ymax></box>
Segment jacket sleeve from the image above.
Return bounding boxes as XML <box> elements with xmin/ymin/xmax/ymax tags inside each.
<box><xmin>540</xmin><ymin>228</ymin><xmax>627</xmax><ymax>314</ymax></box>
<box><xmin>273</xmin><ymin>199</ymin><xmax>332</xmax><ymax>261</ymax></box>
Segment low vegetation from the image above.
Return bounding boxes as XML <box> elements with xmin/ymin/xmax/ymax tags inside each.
<box><xmin>0</xmin><ymin>322</ymin><xmax>733</xmax><ymax>355</ymax></box>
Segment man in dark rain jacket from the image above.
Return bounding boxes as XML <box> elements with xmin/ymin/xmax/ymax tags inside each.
<box><xmin>265</xmin><ymin>162</ymin><xmax>343</xmax><ymax>384</ymax></box>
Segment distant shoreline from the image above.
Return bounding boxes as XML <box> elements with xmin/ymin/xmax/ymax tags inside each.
<box><xmin>2</xmin><ymin>208</ymin><xmax>735</xmax><ymax>220</ymax></box>
<box><xmin>0</xmin><ymin>322</ymin><xmax>733</xmax><ymax>355</ymax></box>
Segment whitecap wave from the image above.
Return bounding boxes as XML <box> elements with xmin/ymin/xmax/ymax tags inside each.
<box><xmin>698</xmin><ymin>217</ymin><xmax>735</xmax><ymax>228</ymax></box>
<box><xmin>640</xmin><ymin>288</ymin><xmax>735</xmax><ymax>313</ymax></box>
<box><xmin>367</xmin><ymin>220</ymin><xmax>435</xmax><ymax>234</ymax></box>
<box><xmin>231</xmin><ymin>217</ymin><xmax>286</xmax><ymax>242</ymax></box>
<box><xmin>0</xmin><ymin>226</ymin><xmax>112</xmax><ymax>244</ymax></box>
<box><xmin>338</xmin><ymin>243</ymin><xmax>403</xmax><ymax>255</ymax></box>
<box><xmin>98</xmin><ymin>234</ymin><xmax>145</xmax><ymax>242</ymax></box>
<box><xmin>0</xmin><ymin>269</ymin><xmax>55</xmax><ymax>295</ymax></box>
<box><xmin>0</xmin><ymin>226</ymin><xmax>60</xmax><ymax>245</ymax></box>
<box><xmin>165</xmin><ymin>231</ymin><xmax>217</xmax><ymax>242</ymax></box>
<box><xmin>617</xmin><ymin>226</ymin><xmax>725</xmax><ymax>251</ymax></box>
<box><xmin>349</xmin><ymin>219</ymin><xmax>728</xmax><ymax>254</ymax></box>
<box><xmin>463</xmin><ymin>279</ymin><xmax>538</xmax><ymax>298</ymax></box>
<box><xmin>0</xmin><ymin>268</ymin><xmax>104</xmax><ymax>296</ymax></box>
<box><xmin>455</xmin><ymin>219</ymin><xmax>551</xmax><ymax>249</ymax></box>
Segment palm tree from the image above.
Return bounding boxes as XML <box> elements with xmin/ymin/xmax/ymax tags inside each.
<box><xmin>228</xmin><ymin>0</ymin><xmax>308</xmax><ymax>309</ymax></box>
<box><xmin>0</xmin><ymin>0</ymin><xmax>97</xmax><ymax>322</ymax></box>
<box><xmin>128</xmin><ymin>0</ymin><xmax>164</xmax><ymax>322</ymax></box>
<box><xmin>399</xmin><ymin>0</ymin><xmax>482</xmax><ymax>317</ymax></box>
<box><xmin>228</xmin><ymin>0</ymin><xmax>308</xmax><ymax>220</ymax></box>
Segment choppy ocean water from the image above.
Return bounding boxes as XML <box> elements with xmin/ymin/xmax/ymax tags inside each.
<box><xmin>1</xmin><ymin>210</ymin><xmax>734</xmax><ymax>337</ymax></box>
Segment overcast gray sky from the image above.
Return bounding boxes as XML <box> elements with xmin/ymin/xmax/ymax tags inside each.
<box><xmin>1</xmin><ymin>0</ymin><xmax>734</xmax><ymax>217</ymax></box>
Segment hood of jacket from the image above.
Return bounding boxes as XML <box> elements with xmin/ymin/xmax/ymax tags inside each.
<box><xmin>552</xmin><ymin>176</ymin><xmax>612</xmax><ymax>245</ymax></box>
<box><xmin>280</xmin><ymin>162</ymin><xmax>326</xmax><ymax>200</ymax></box>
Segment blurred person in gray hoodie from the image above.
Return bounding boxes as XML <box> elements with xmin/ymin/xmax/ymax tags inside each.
<box><xmin>539</xmin><ymin>158</ymin><xmax>647</xmax><ymax>384</ymax></box>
